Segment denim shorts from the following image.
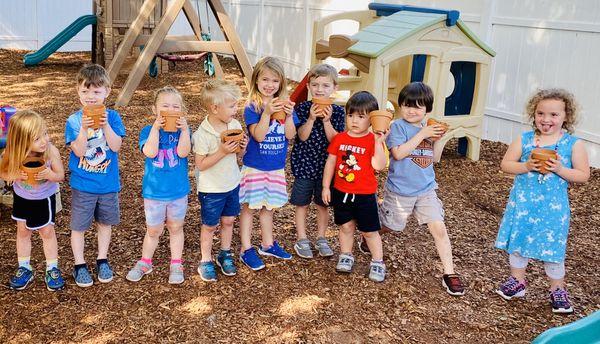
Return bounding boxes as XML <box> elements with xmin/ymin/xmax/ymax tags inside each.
<box><xmin>198</xmin><ymin>185</ymin><xmax>240</xmax><ymax>227</ymax></box>
<box><xmin>289</xmin><ymin>178</ymin><xmax>326</xmax><ymax>207</ymax></box>
<box><xmin>144</xmin><ymin>196</ymin><xmax>188</xmax><ymax>227</ymax></box>
<box><xmin>70</xmin><ymin>189</ymin><xmax>120</xmax><ymax>231</ymax></box>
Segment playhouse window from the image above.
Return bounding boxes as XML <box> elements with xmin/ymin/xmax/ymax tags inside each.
<box><xmin>410</xmin><ymin>54</ymin><xmax>427</xmax><ymax>82</ymax></box>
<box><xmin>444</xmin><ymin>61</ymin><xmax>476</xmax><ymax>116</ymax></box>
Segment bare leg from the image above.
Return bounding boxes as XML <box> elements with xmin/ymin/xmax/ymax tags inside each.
<box><xmin>96</xmin><ymin>223</ymin><xmax>112</xmax><ymax>260</ymax></box>
<box><xmin>259</xmin><ymin>207</ymin><xmax>274</xmax><ymax>248</ymax></box>
<box><xmin>200</xmin><ymin>224</ymin><xmax>216</xmax><ymax>262</ymax></box>
<box><xmin>362</xmin><ymin>231</ymin><xmax>383</xmax><ymax>261</ymax></box>
<box><xmin>71</xmin><ymin>230</ymin><xmax>86</xmax><ymax>265</ymax></box>
<box><xmin>220</xmin><ymin>216</ymin><xmax>235</xmax><ymax>250</ymax></box>
<box><xmin>166</xmin><ymin>220</ymin><xmax>184</xmax><ymax>261</ymax></box>
<box><xmin>315</xmin><ymin>204</ymin><xmax>329</xmax><ymax>238</ymax></box>
<box><xmin>141</xmin><ymin>224</ymin><xmax>164</xmax><ymax>259</ymax></box>
<box><xmin>338</xmin><ymin>221</ymin><xmax>356</xmax><ymax>254</ymax></box>
<box><xmin>239</xmin><ymin>204</ymin><xmax>253</xmax><ymax>251</ymax></box>
<box><xmin>38</xmin><ymin>225</ymin><xmax>58</xmax><ymax>260</ymax></box>
<box><xmin>16</xmin><ymin>222</ymin><xmax>32</xmax><ymax>258</ymax></box>
<box><xmin>427</xmin><ymin>221</ymin><xmax>455</xmax><ymax>275</ymax></box>
<box><xmin>295</xmin><ymin>205</ymin><xmax>309</xmax><ymax>240</ymax></box>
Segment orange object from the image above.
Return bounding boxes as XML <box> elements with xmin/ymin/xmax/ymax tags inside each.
<box><xmin>161</xmin><ymin>110</ymin><xmax>182</xmax><ymax>132</ymax></box>
<box><xmin>531</xmin><ymin>148</ymin><xmax>557</xmax><ymax>174</ymax></box>
<box><xmin>369</xmin><ymin>110</ymin><xmax>393</xmax><ymax>133</ymax></box>
<box><xmin>312</xmin><ymin>97</ymin><xmax>334</xmax><ymax>118</ymax></box>
<box><xmin>426</xmin><ymin>118</ymin><xmax>450</xmax><ymax>141</ymax></box>
<box><xmin>220</xmin><ymin>129</ymin><xmax>244</xmax><ymax>153</ymax></box>
<box><xmin>271</xmin><ymin>98</ymin><xmax>289</xmax><ymax>121</ymax></box>
<box><xmin>21</xmin><ymin>156</ymin><xmax>46</xmax><ymax>186</ymax></box>
<box><xmin>83</xmin><ymin>105</ymin><xmax>106</xmax><ymax>130</ymax></box>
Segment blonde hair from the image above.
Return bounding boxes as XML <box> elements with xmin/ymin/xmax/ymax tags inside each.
<box><xmin>77</xmin><ymin>63</ymin><xmax>111</xmax><ymax>89</ymax></box>
<box><xmin>0</xmin><ymin>110</ymin><xmax>49</xmax><ymax>181</ymax></box>
<box><xmin>526</xmin><ymin>88</ymin><xmax>579</xmax><ymax>134</ymax></box>
<box><xmin>308</xmin><ymin>63</ymin><xmax>338</xmax><ymax>85</ymax></box>
<box><xmin>153</xmin><ymin>86</ymin><xmax>187</xmax><ymax>113</ymax></box>
<box><xmin>247</xmin><ymin>56</ymin><xmax>287</xmax><ymax>111</ymax></box>
<box><xmin>200</xmin><ymin>79</ymin><xmax>241</xmax><ymax>108</ymax></box>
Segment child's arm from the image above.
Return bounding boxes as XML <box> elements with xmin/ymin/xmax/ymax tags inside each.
<box><xmin>372</xmin><ymin>131</ymin><xmax>389</xmax><ymax>171</ymax></box>
<box><xmin>500</xmin><ymin>136</ymin><xmax>540</xmax><ymax>175</ymax></box>
<box><xmin>237</xmin><ymin>133</ymin><xmax>249</xmax><ymax>159</ymax></box>
<box><xmin>176</xmin><ymin>117</ymin><xmax>191</xmax><ymax>158</ymax></box>
<box><xmin>142</xmin><ymin>117</ymin><xmax>163</xmax><ymax>158</ymax></box>
<box><xmin>321</xmin><ymin>154</ymin><xmax>337</xmax><ymax>205</ymax></box>
<box><xmin>284</xmin><ymin>101</ymin><xmax>297</xmax><ymax>140</ymax></box>
<box><xmin>432</xmin><ymin>139</ymin><xmax>444</xmax><ymax>163</ymax></box>
<box><xmin>195</xmin><ymin>141</ymin><xmax>238</xmax><ymax>171</ymax></box>
<box><xmin>321</xmin><ymin>106</ymin><xmax>339</xmax><ymax>141</ymax></box>
<box><xmin>548</xmin><ymin>140</ymin><xmax>590</xmax><ymax>183</ymax></box>
<box><xmin>37</xmin><ymin>144</ymin><xmax>64</xmax><ymax>182</ymax></box>
<box><xmin>249</xmin><ymin>100</ymin><xmax>281</xmax><ymax>142</ymax></box>
<box><xmin>390</xmin><ymin>125</ymin><xmax>443</xmax><ymax>161</ymax></box>
<box><xmin>70</xmin><ymin>116</ymin><xmax>95</xmax><ymax>157</ymax></box>
<box><xmin>102</xmin><ymin>116</ymin><xmax>123</xmax><ymax>152</ymax></box>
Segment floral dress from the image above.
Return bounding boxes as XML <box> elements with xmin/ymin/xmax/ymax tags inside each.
<box><xmin>495</xmin><ymin>131</ymin><xmax>577</xmax><ymax>263</ymax></box>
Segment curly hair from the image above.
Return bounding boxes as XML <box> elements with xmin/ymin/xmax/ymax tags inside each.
<box><xmin>525</xmin><ymin>88</ymin><xmax>579</xmax><ymax>134</ymax></box>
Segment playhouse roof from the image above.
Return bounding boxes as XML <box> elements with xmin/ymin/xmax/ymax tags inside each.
<box><xmin>348</xmin><ymin>9</ymin><xmax>496</xmax><ymax>58</ymax></box>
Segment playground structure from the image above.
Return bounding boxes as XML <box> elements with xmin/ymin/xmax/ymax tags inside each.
<box><xmin>311</xmin><ymin>3</ymin><xmax>495</xmax><ymax>161</ymax></box>
<box><xmin>532</xmin><ymin>310</ymin><xmax>600</xmax><ymax>344</ymax></box>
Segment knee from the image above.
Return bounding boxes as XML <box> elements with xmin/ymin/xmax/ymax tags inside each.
<box><xmin>38</xmin><ymin>226</ymin><xmax>56</xmax><ymax>240</ymax></box>
<box><xmin>146</xmin><ymin>226</ymin><xmax>164</xmax><ymax>238</ymax></box>
<box><xmin>362</xmin><ymin>231</ymin><xmax>380</xmax><ymax>240</ymax></box>
<box><xmin>201</xmin><ymin>225</ymin><xmax>216</xmax><ymax>234</ymax></box>
<box><xmin>16</xmin><ymin>226</ymin><xmax>32</xmax><ymax>239</ymax></box>
<box><xmin>220</xmin><ymin>217</ymin><xmax>235</xmax><ymax>228</ymax></box>
<box><xmin>428</xmin><ymin>222</ymin><xmax>448</xmax><ymax>239</ymax></box>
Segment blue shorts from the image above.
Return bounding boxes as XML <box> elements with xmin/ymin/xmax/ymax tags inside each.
<box><xmin>198</xmin><ymin>185</ymin><xmax>240</xmax><ymax>227</ymax></box>
<box><xmin>144</xmin><ymin>196</ymin><xmax>188</xmax><ymax>227</ymax></box>
<box><xmin>70</xmin><ymin>189</ymin><xmax>120</xmax><ymax>231</ymax></box>
<box><xmin>289</xmin><ymin>178</ymin><xmax>326</xmax><ymax>207</ymax></box>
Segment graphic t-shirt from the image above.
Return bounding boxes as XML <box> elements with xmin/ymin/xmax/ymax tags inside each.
<box><xmin>242</xmin><ymin>104</ymin><xmax>299</xmax><ymax>171</ymax></box>
<box><xmin>385</xmin><ymin>119</ymin><xmax>437</xmax><ymax>196</ymax></box>
<box><xmin>139</xmin><ymin>125</ymin><xmax>190</xmax><ymax>201</ymax></box>
<box><xmin>327</xmin><ymin>131</ymin><xmax>377</xmax><ymax>194</ymax></box>
<box><xmin>65</xmin><ymin>108</ymin><xmax>126</xmax><ymax>194</ymax></box>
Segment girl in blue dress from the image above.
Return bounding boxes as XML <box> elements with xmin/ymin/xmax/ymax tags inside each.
<box><xmin>495</xmin><ymin>89</ymin><xmax>590</xmax><ymax>314</ymax></box>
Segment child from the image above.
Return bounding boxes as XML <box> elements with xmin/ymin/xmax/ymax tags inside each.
<box><xmin>321</xmin><ymin>91</ymin><xmax>388</xmax><ymax>282</ymax></box>
<box><xmin>0</xmin><ymin>110</ymin><xmax>65</xmax><ymax>291</ymax></box>
<box><xmin>377</xmin><ymin>82</ymin><xmax>465</xmax><ymax>295</ymax></box>
<box><xmin>239</xmin><ymin>56</ymin><xmax>298</xmax><ymax>270</ymax></box>
<box><xmin>65</xmin><ymin>64</ymin><xmax>126</xmax><ymax>287</ymax></box>
<box><xmin>495</xmin><ymin>88</ymin><xmax>589</xmax><ymax>314</ymax></box>
<box><xmin>192</xmin><ymin>80</ymin><xmax>247</xmax><ymax>281</ymax></box>
<box><xmin>290</xmin><ymin>63</ymin><xmax>345</xmax><ymax>259</ymax></box>
<box><xmin>126</xmin><ymin>86</ymin><xmax>191</xmax><ymax>284</ymax></box>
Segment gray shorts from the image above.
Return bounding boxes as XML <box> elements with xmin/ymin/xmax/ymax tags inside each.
<box><xmin>70</xmin><ymin>189</ymin><xmax>120</xmax><ymax>231</ymax></box>
<box><xmin>378</xmin><ymin>188</ymin><xmax>444</xmax><ymax>232</ymax></box>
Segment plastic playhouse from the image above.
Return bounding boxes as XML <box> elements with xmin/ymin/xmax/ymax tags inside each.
<box><xmin>532</xmin><ymin>310</ymin><xmax>600</xmax><ymax>344</ymax></box>
<box><xmin>311</xmin><ymin>3</ymin><xmax>496</xmax><ymax>161</ymax></box>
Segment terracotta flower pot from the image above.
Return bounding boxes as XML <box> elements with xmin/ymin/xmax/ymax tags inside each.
<box><xmin>426</xmin><ymin>118</ymin><xmax>450</xmax><ymax>141</ymax></box>
<box><xmin>161</xmin><ymin>110</ymin><xmax>182</xmax><ymax>132</ymax></box>
<box><xmin>271</xmin><ymin>98</ymin><xmax>289</xmax><ymax>121</ymax></box>
<box><xmin>21</xmin><ymin>156</ymin><xmax>45</xmax><ymax>186</ymax></box>
<box><xmin>220</xmin><ymin>129</ymin><xmax>244</xmax><ymax>153</ymax></box>
<box><xmin>369</xmin><ymin>110</ymin><xmax>393</xmax><ymax>133</ymax></box>
<box><xmin>531</xmin><ymin>148</ymin><xmax>557</xmax><ymax>174</ymax></box>
<box><xmin>312</xmin><ymin>97</ymin><xmax>333</xmax><ymax>118</ymax></box>
<box><xmin>83</xmin><ymin>105</ymin><xmax>106</xmax><ymax>130</ymax></box>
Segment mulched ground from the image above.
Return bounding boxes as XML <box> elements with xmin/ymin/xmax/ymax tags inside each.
<box><xmin>0</xmin><ymin>49</ymin><xmax>598</xmax><ymax>343</ymax></box>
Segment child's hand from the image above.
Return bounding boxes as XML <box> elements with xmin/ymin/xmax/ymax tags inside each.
<box><xmin>374</xmin><ymin>129</ymin><xmax>390</xmax><ymax>144</ymax></box>
<box><xmin>238</xmin><ymin>133</ymin><xmax>249</xmax><ymax>152</ymax></box>
<box><xmin>17</xmin><ymin>170</ymin><xmax>28</xmax><ymax>182</ymax></box>
<box><xmin>81</xmin><ymin>115</ymin><xmax>94</xmax><ymax>130</ymax></box>
<box><xmin>283</xmin><ymin>100</ymin><xmax>295</xmax><ymax>116</ymax></box>
<box><xmin>99</xmin><ymin>114</ymin><xmax>109</xmax><ymax>129</ymax></box>
<box><xmin>35</xmin><ymin>167</ymin><xmax>53</xmax><ymax>181</ymax></box>
<box><xmin>176</xmin><ymin>116</ymin><xmax>188</xmax><ymax>132</ymax></box>
<box><xmin>420</xmin><ymin>124</ymin><xmax>444</xmax><ymax>140</ymax></box>
<box><xmin>152</xmin><ymin>114</ymin><xmax>165</xmax><ymax>130</ymax></box>
<box><xmin>308</xmin><ymin>104</ymin><xmax>321</xmax><ymax>121</ymax></box>
<box><xmin>322</xmin><ymin>187</ymin><xmax>331</xmax><ymax>206</ymax></box>
<box><xmin>545</xmin><ymin>155</ymin><xmax>563</xmax><ymax>174</ymax></box>
<box><xmin>321</xmin><ymin>106</ymin><xmax>333</xmax><ymax>122</ymax></box>
<box><xmin>219</xmin><ymin>140</ymin><xmax>239</xmax><ymax>154</ymax></box>
<box><xmin>525</xmin><ymin>157</ymin><xmax>541</xmax><ymax>172</ymax></box>
<box><xmin>264</xmin><ymin>98</ymin><xmax>284</xmax><ymax>117</ymax></box>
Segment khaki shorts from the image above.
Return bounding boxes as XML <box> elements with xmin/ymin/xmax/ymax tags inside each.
<box><xmin>378</xmin><ymin>188</ymin><xmax>444</xmax><ymax>232</ymax></box>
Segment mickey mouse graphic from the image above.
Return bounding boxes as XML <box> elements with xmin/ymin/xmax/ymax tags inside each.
<box><xmin>337</xmin><ymin>150</ymin><xmax>361</xmax><ymax>182</ymax></box>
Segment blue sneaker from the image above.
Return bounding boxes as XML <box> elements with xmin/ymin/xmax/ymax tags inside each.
<box><xmin>73</xmin><ymin>265</ymin><xmax>93</xmax><ymax>288</ymax></box>
<box><xmin>97</xmin><ymin>260</ymin><xmax>113</xmax><ymax>283</ymax></box>
<box><xmin>8</xmin><ymin>267</ymin><xmax>34</xmax><ymax>291</ymax></box>
<box><xmin>216</xmin><ymin>250</ymin><xmax>237</xmax><ymax>276</ymax></box>
<box><xmin>198</xmin><ymin>262</ymin><xmax>217</xmax><ymax>282</ymax></box>
<box><xmin>45</xmin><ymin>267</ymin><xmax>65</xmax><ymax>291</ymax></box>
<box><xmin>240</xmin><ymin>247</ymin><xmax>265</xmax><ymax>271</ymax></box>
<box><xmin>258</xmin><ymin>241</ymin><xmax>292</xmax><ymax>260</ymax></box>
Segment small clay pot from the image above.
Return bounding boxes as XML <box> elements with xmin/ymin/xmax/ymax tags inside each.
<box><xmin>271</xmin><ymin>98</ymin><xmax>289</xmax><ymax>121</ymax></box>
<box><xmin>21</xmin><ymin>156</ymin><xmax>46</xmax><ymax>186</ymax></box>
<box><xmin>220</xmin><ymin>129</ymin><xmax>244</xmax><ymax>153</ymax></box>
<box><xmin>426</xmin><ymin>118</ymin><xmax>450</xmax><ymax>141</ymax></box>
<box><xmin>83</xmin><ymin>105</ymin><xmax>106</xmax><ymax>130</ymax></box>
<box><xmin>369</xmin><ymin>110</ymin><xmax>393</xmax><ymax>133</ymax></box>
<box><xmin>161</xmin><ymin>110</ymin><xmax>182</xmax><ymax>132</ymax></box>
<box><xmin>312</xmin><ymin>97</ymin><xmax>333</xmax><ymax>118</ymax></box>
<box><xmin>531</xmin><ymin>148</ymin><xmax>557</xmax><ymax>174</ymax></box>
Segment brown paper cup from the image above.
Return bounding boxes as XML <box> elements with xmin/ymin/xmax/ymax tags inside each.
<box><xmin>83</xmin><ymin>105</ymin><xmax>106</xmax><ymax>130</ymax></box>
<box><xmin>531</xmin><ymin>148</ymin><xmax>557</xmax><ymax>174</ymax></box>
<box><xmin>21</xmin><ymin>156</ymin><xmax>46</xmax><ymax>186</ymax></box>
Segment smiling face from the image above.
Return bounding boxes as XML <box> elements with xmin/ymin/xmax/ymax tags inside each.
<box><xmin>399</xmin><ymin>103</ymin><xmax>427</xmax><ymax>126</ymax></box>
<box><xmin>30</xmin><ymin>127</ymin><xmax>49</xmax><ymax>154</ymax></box>
<box><xmin>256</xmin><ymin>68</ymin><xmax>282</xmax><ymax>99</ymax></box>
<box><xmin>346</xmin><ymin>111</ymin><xmax>370</xmax><ymax>136</ymax></box>
<box><xmin>534</xmin><ymin>98</ymin><xmax>566</xmax><ymax>136</ymax></box>
<box><xmin>77</xmin><ymin>81</ymin><xmax>110</xmax><ymax>107</ymax></box>
<box><xmin>308</xmin><ymin>75</ymin><xmax>337</xmax><ymax>99</ymax></box>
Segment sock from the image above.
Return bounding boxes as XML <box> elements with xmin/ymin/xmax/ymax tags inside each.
<box><xmin>96</xmin><ymin>258</ymin><xmax>108</xmax><ymax>266</ymax></box>
<box><xmin>18</xmin><ymin>256</ymin><xmax>32</xmax><ymax>271</ymax></box>
<box><xmin>74</xmin><ymin>263</ymin><xmax>87</xmax><ymax>271</ymax></box>
<box><xmin>371</xmin><ymin>259</ymin><xmax>384</xmax><ymax>264</ymax></box>
<box><xmin>141</xmin><ymin>257</ymin><xmax>153</xmax><ymax>266</ymax></box>
<box><xmin>46</xmin><ymin>259</ymin><xmax>58</xmax><ymax>271</ymax></box>
<box><xmin>170</xmin><ymin>259</ymin><xmax>182</xmax><ymax>265</ymax></box>
<box><xmin>220</xmin><ymin>248</ymin><xmax>231</xmax><ymax>254</ymax></box>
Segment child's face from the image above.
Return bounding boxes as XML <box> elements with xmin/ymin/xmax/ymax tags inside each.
<box><xmin>346</xmin><ymin>111</ymin><xmax>370</xmax><ymax>136</ymax></box>
<box><xmin>308</xmin><ymin>76</ymin><xmax>337</xmax><ymax>99</ymax></box>
<box><xmin>77</xmin><ymin>82</ymin><xmax>110</xmax><ymax>107</ymax></box>
<box><xmin>256</xmin><ymin>69</ymin><xmax>281</xmax><ymax>98</ymax></box>
<box><xmin>153</xmin><ymin>92</ymin><xmax>183</xmax><ymax>115</ymax></box>
<box><xmin>534</xmin><ymin>99</ymin><xmax>566</xmax><ymax>135</ymax></box>
<box><xmin>399</xmin><ymin>103</ymin><xmax>427</xmax><ymax>125</ymax></box>
<box><xmin>210</xmin><ymin>98</ymin><xmax>238</xmax><ymax>124</ymax></box>
<box><xmin>31</xmin><ymin>128</ymin><xmax>49</xmax><ymax>154</ymax></box>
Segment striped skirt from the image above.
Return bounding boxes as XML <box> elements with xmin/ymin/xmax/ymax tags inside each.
<box><xmin>239</xmin><ymin>166</ymin><xmax>288</xmax><ymax>210</ymax></box>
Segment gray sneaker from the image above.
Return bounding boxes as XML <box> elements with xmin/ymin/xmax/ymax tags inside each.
<box><xmin>126</xmin><ymin>261</ymin><xmax>153</xmax><ymax>282</ymax></box>
<box><xmin>315</xmin><ymin>237</ymin><xmax>334</xmax><ymax>257</ymax></box>
<box><xmin>169</xmin><ymin>263</ymin><xmax>184</xmax><ymax>284</ymax></box>
<box><xmin>336</xmin><ymin>253</ymin><xmax>354</xmax><ymax>273</ymax></box>
<box><xmin>369</xmin><ymin>261</ymin><xmax>386</xmax><ymax>282</ymax></box>
<box><xmin>294</xmin><ymin>238</ymin><xmax>313</xmax><ymax>259</ymax></box>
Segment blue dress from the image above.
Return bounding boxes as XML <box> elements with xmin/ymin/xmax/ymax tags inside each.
<box><xmin>495</xmin><ymin>131</ymin><xmax>577</xmax><ymax>263</ymax></box>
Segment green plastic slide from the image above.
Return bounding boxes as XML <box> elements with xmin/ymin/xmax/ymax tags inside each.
<box><xmin>532</xmin><ymin>310</ymin><xmax>600</xmax><ymax>344</ymax></box>
<box><xmin>23</xmin><ymin>15</ymin><xmax>97</xmax><ymax>66</ymax></box>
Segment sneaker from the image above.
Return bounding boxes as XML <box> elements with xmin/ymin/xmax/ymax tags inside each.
<box><xmin>294</xmin><ymin>238</ymin><xmax>313</xmax><ymax>259</ymax></box>
<box><xmin>73</xmin><ymin>265</ymin><xmax>94</xmax><ymax>288</ymax></box>
<box><xmin>8</xmin><ymin>267</ymin><xmax>34</xmax><ymax>291</ymax></box>
<box><xmin>358</xmin><ymin>235</ymin><xmax>371</xmax><ymax>255</ymax></box>
<box><xmin>496</xmin><ymin>276</ymin><xmax>526</xmax><ymax>300</ymax></box>
<box><xmin>315</xmin><ymin>237</ymin><xmax>334</xmax><ymax>257</ymax></box>
<box><xmin>240</xmin><ymin>247</ymin><xmax>265</xmax><ymax>271</ymax></box>
<box><xmin>259</xmin><ymin>241</ymin><xmax>292</xmax><ymax>260</ymax></box>
<box><xmin>336</xmin><ymin>253</ymin><xmax>355</xmax><ymax>273</ymax></box>
<box><xmin>169</xmin><ymin>264</ymin><xmax>185</xmax><ymax>285</ymax></box>
<box><xmin>126</xmin><ymin>261</ymin><xmax>153</xmax><ymax>282</ymax></box>
<box><xmin>550</xmin><ymin>288</ymin><xmax>574</xmax><ymax>314</ymax></box>
<box><xmin>198</xmin><ymin>262</ymin><xmax>217</xmax><ymax>282</ymax></box>
<box><xmin>45</xmin><ymin>267</ymin><xmax>65</xmax><ymax>291</ymax></box>
<box><xmin>216</xmin><ymin>250</ymin><xmax>237</xmax><ymax>276</ymax></box>
<box><xmin>97</xmin><ymin>260</ymin><xmax>114</xmax><ymax>283</ymax></box>
<box><xmin>442</xmin><ymin>274</ymin><xmax>466</xmax><ymax>296</ymax></box>
<box><xmin>369</xmin><ymin>261</ymin><xmax>386</xmax><ymax>282</ymax></box>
